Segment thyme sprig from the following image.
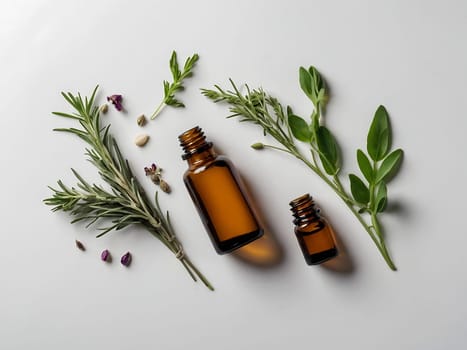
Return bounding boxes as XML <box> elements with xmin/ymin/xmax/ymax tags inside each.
<box><xmin>150</xmin><ymin>51</ymin><xmax>199</xmax><ymax>119</ymax></box>
<box><xmin>44</xmin><ymin>86</ymin><xmax>213</xmax><ymax>290</ymax></box>
<box><xmin>202</xmin><ymin>69</ymin><xmax>404</xmax><ymax>271</ymax></box>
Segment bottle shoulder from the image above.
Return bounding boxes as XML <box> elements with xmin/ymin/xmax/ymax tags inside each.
<box><xmin>295</xmin><ymin>217</ymin><xmax>327</xmax><ymax>233</ymax></box>
<box><xmin>184</xmin><ymin>155</ymin><xmax>233</xmax><ymax>175</ymax></box>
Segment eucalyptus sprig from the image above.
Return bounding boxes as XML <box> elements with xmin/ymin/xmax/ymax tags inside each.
<box><xmin>201</xmin><ymin>67</ymin><xmax>404</xmax><ymax>271</ymax></box>
<box><xmin>44</xmin><ymin>86</ymin><xmax>213</xmax><ymax>290</ymax></box>
<box><xmin>150</xmin><ymin>51</ymin><xmax>199</xmax><ymax>119</ymax></box>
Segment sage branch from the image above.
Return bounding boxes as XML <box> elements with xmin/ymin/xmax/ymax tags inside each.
<box><xmin>202</xmin><ymin>67</ymin><xmax>403</xmax><ymax>271</ymax></box>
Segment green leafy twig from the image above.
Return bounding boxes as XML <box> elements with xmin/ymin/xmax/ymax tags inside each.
<box><xmin>44</xmin><ymin>86</ymin><xmax>213</xmax><ymax>290</ymax></box>
<box><xmin>150</xmin><ymin>51</ymin><xmax>199</xmax><ymax>119</ymax></box>
<box><xmin>201</xmin><ymin>68</ymin><xmax>404</xmax><ymax>271</ymax></box>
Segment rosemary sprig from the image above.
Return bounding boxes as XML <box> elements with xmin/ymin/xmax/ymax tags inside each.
<box><xmin>150</xmin><ymin>51</ymin><xmax>199</xmax><ymax>119</ymax></box>
<box><xmin>202</xmin><ymin>69</ymin><xmax>404</xmax><ymax>271</ymax></box>
<box><xmin>44</xmin><ymin>86</ymin><xmax>213</xmax><ymax>290</ymax></box>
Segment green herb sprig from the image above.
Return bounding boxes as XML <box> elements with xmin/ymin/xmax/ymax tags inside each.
<box><xmin>150</xmin><ymin>51</ymin><xmax>199</xmax><ymax>119</ymax></box>
<box><xmin>202</xmin><ymin>67</ymin><xmax>404</xmax><ymax>271</ymax></box>
<box><xmin>45</xmin><ymin>86</ymin><xmax>213</xmax><ymax>290</ymax></box>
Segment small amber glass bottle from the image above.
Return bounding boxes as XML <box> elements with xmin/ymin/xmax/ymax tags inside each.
<box><xmin>179</xmin><ymin>126</ymin><xmax>263</xmax><ymax>254</ymax></box>
<box><xmin>289</xmin><ymin>193</ymin><xmax>338</xmax><ymax>265</ymax></box>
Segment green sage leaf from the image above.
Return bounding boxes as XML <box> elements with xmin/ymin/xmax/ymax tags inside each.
<box><xmin>357</xmin><ymin>149</ymin><xmax>374</xmax><ymax>183</ymax></box>
<box><xmin>288</xmin><ymin>114</ymin><xmax>311</xmax><ymax>142</ymax></box>
<box><xmin>375</xmin><ymin>149</ymin><xmax>403</xmax><ymax>184</ymax></box>
<box><xmin>309</xmin><ymin>66</ymin><xmax>324</xmax><ymax>92</ymax></box>
<box><xmin>316</xmin><ymin>126</ymin><xmax>340</xmax><ymax>175</ymax></box>
<box><xmin>349</xmin><ymin>174</ymin><xmax>370</xmax><ymax>204</ymax></box>
<box><xmin>367</xmin><ymin>105</ymin><xmax>390</xmax><ymax>161</ymax></box>
<box><xmin>299</xmin><ymin>67</ymin><xmax>313</xmax><ymax>100</ymax></box>
<box><xmin>374</xmin><ymin>181</ymin><xmax>388</xmax><ymax>213</ymax></box>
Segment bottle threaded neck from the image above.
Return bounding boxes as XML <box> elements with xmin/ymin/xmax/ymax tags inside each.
<box><xmin>178</xmin><ymin>126</ymin><xmax>213</xmax><ymax>160</ymax></box>
<box><xmin>289</xmin><ymin>193</ymin><xmax>319</xmax><ymax>225</ymax></box>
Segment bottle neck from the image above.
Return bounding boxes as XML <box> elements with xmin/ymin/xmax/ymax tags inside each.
<box><xmin>289</xmin><ymin>193</ymin><xmax>320</xmax><ymax>226</ymax></box>
<box><xmin>179</xmin><ymin>126</ymin><xmax>217</xmax><ymax>168</ymax></box>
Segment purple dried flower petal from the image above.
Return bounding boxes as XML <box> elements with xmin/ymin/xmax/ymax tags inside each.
<box><xmin>144</xmin><ymin>163</ymin><xmax>158</xmax><ymax>175</ymax></box>
<box><xmin>101</xmin><ymin>249</ymin><xmax>111</xmax><ymax>262</ymax></box>
<box><xmin>107</xmin><ymin>94</ymin><xmax>123</xmax><ymax>111</ymax></box>
<box><xmin>120</xmin><ymin>251</ymin><xmax>132</xmax><ymax>267</ymax></box>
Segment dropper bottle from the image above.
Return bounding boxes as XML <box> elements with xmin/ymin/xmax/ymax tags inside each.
<box><xmin>289</xmin><ymin>193</ymin><xmax>338</xmax><ymax>265</ymax></box>
<box><xmin>179</xmin><ymin>126</ymin><xmax>263</xmax><ymax>254</ymax></box>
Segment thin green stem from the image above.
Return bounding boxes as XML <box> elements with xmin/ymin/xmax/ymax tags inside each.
<box><xmin>150</xmin><ymin>100</ymin><xmax>166</xmax><ymax>120</ymax></box>
<box><xmin>147</xmin><ymin>228</ymin><xmax>214</xmax><ymax>290</ymax></box>
<box><xmin>370</xmin><ymin>213</ymin><xmax>396</xmax><ymax>269</ymax></box>
<box><xmin>263</xmin><ymin>144</ymin><xmax>295</xmax><ymax>155</ymax></box>
<box><xmin>182</xmin><ymin>257</ymin><xmax>215</xmax><ymax>291</ymax></box>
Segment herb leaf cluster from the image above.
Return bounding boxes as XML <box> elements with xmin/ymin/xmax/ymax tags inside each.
<box><xmin>350</xmin><ymin>106</ymin><xmax>403</xmax><ymax>216</ymax></box>
<box><xmin>202</xmin><ymin>66</ymin><xmax>404</xmax><ymax>270</ymax></box>
<box><xmin>44</xmin><ymin>87</ymin><xmax>213</xmax><ymax>290</ymax></box>
<box><xmin>150</xmin><ymin>51</ymin><xmax>199</xmax><ymax>119</ymax></box>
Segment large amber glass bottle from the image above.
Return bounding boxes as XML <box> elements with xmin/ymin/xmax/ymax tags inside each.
<box><xmin>179</xmin><ymin>126</ymin><xmax>263</xmax><ymax>254</ymax></box>
<box><xmin>289</xmin><ymin>194</ymin><xmax>338</xmax><ymax>265</ymax></box>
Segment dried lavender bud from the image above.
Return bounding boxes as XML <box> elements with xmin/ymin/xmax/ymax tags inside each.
<box><xmin>101</xmin><ymin>249</ymin><xmax>111</xmax><ymax>262</ymax></box>
<box><xmin>107</xmin><ymin>94</ymin><xmax>124</xmax><ymax>111</ymax></box>
<box><xmin>159</xmin><ymin>179</ymin><xmax>171</xmax><ymax>193</ymax></box>
<box><xmin>100</xmin><ymin>104</ymin><xmax>109</xmax><ymax>114</ymax></box>
<box><xmin>75</xmin><ymin>240</ymin><xmax>85</xmax><ymax>251</ymax></box>
<box><xmin>120</xmin><ymin>252</ymin><xmax>132</xmax><ymax>267</ymax></box>
<box><xmin>136</xmin><ymin>114</ymin><xmax>147</xmax><ymax>126</ymax></box>
<box><xmin>144</xmin><ymin>163</ymin><xmax>158</xmax><ymax>175</ymax></box>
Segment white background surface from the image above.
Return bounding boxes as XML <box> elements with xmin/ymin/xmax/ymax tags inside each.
<box><xmin>1</xmin><ymin>1</ymin><xmax>466</xmax><ymax>349</ymax></box>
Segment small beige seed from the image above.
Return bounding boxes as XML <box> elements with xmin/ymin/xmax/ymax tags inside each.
<box><xmin>135</xmin><ymin>134</ymin><xmax>150</xmax><ymax>147</ymax></box>
<box><xmin>136</xmin><ymin>114</ymin><xmax>147</xmax><ymax>127</ymax></box>
<box><xmin>159</xmin><ymin>179</ymin><xmax>171</xmax><ymax>193</ymax></box>
<box><xmin>100</xmin><ymin>104</ymin><xmax>108</xmax><ymax>114</ymax></box>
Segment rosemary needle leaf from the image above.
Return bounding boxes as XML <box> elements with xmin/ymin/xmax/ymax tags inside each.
<box><xmin>45</xmin><ymin>86</ymin><xmax>213</xmax><ymax>291</ymax></box>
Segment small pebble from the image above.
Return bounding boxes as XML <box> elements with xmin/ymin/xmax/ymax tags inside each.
<box><xmin>137</xmin><ymin>114</ymin><xmax>147</xmax><ymax>126</ymax></box>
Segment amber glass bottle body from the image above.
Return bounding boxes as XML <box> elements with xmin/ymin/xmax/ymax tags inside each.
<box><xmin>179</xmin><ymin>126</ymin><xmax>263</xmax><ymax>254</ymax></box>
<box><xmin>289</xmin><ymin>194</ymin><xmax>338</xmax><ymax>265</ymax></box>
